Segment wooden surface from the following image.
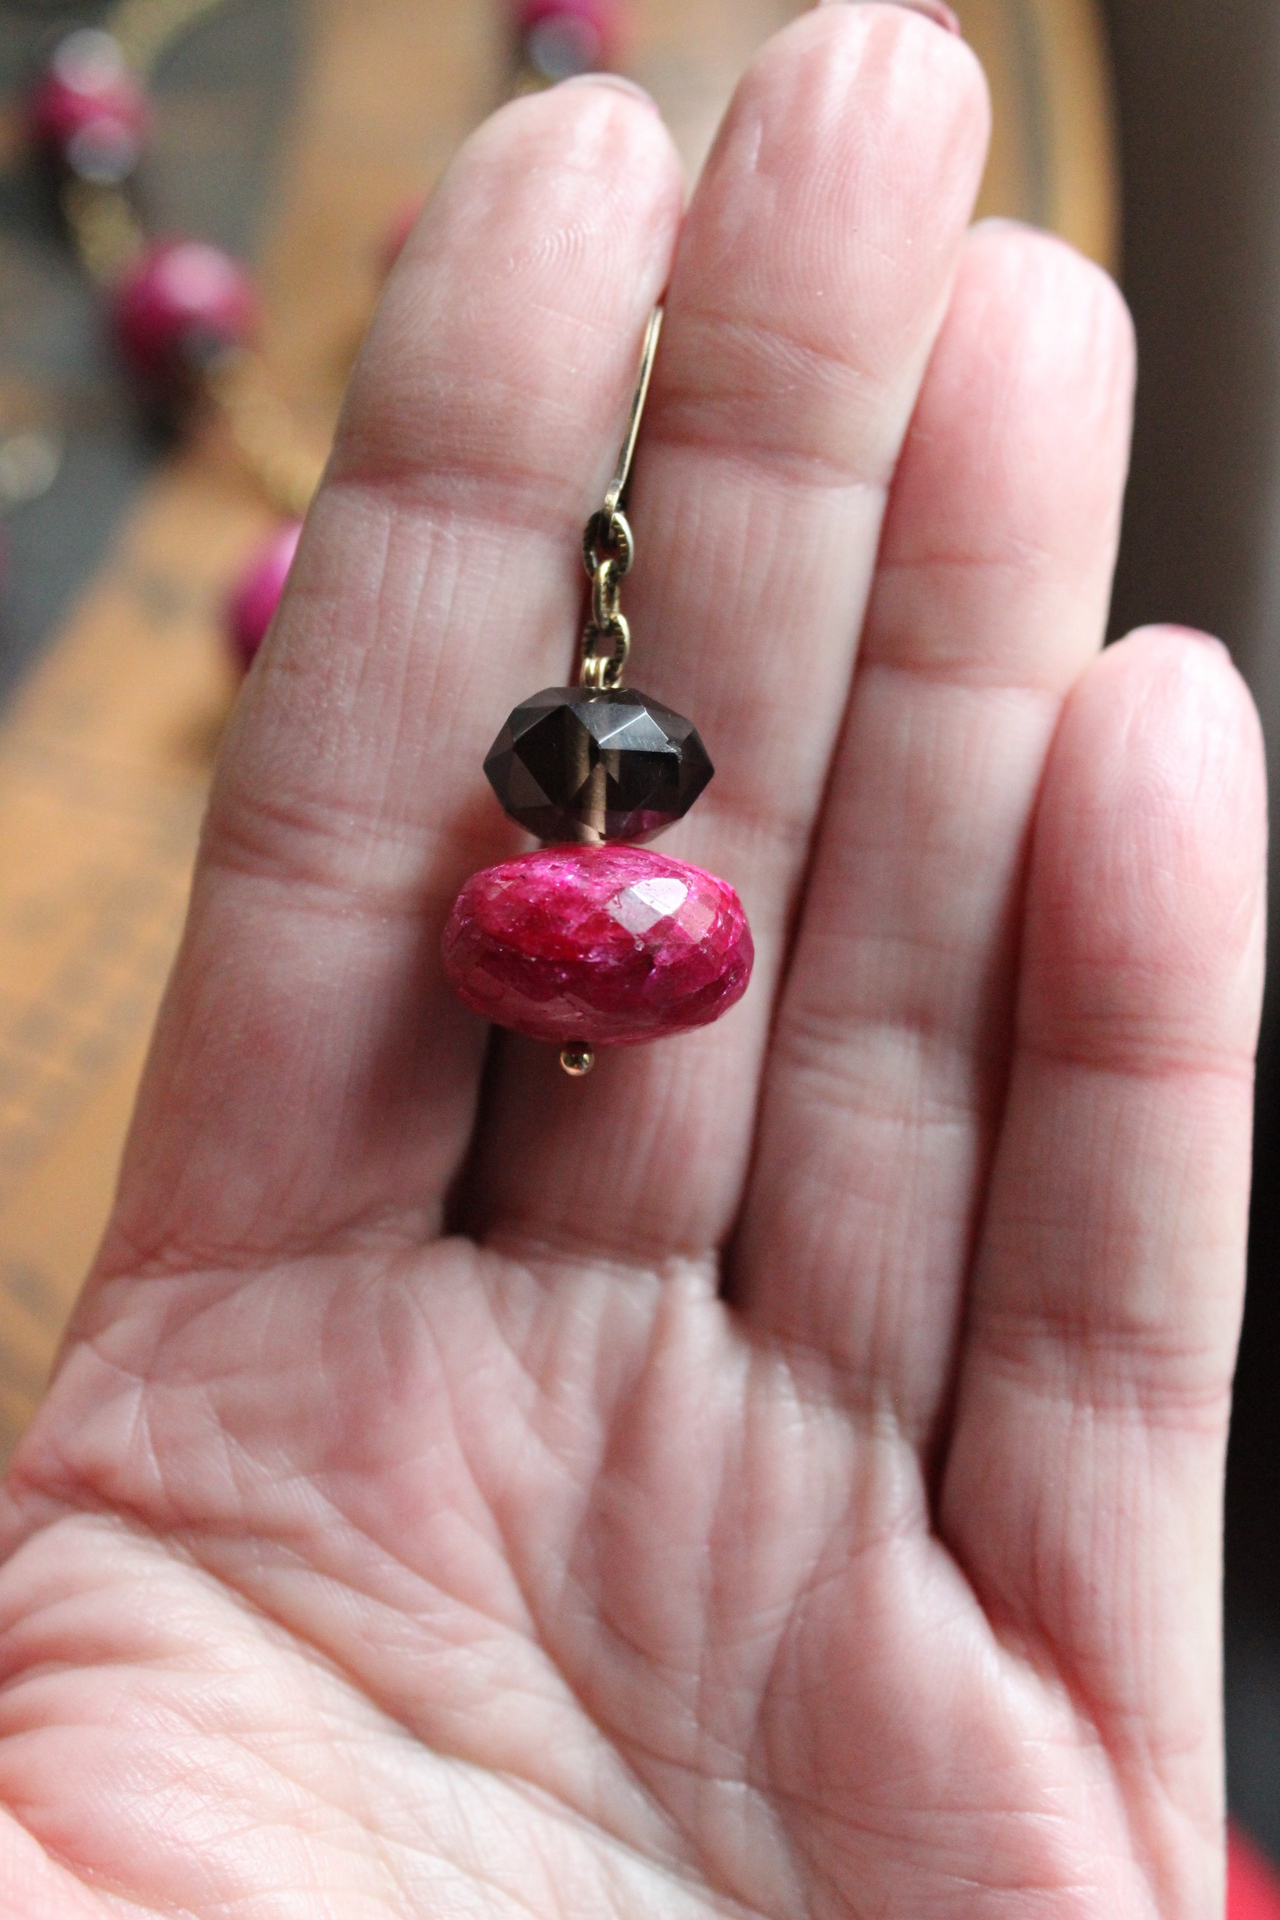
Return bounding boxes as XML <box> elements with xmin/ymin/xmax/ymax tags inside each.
<box><xmin>0</xmin><ymin>0</ymin><xmax>1117</xmax><ymax>1458</ymax></box>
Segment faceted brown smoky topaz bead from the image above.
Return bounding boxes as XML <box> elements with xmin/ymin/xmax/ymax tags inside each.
<box><xmin>484</xmin><ymin>685</ymin><xmax>714</xmax><ymax>845</ymax></box>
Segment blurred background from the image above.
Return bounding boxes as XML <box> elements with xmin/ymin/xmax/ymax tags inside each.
<box><xmin>0</xmin><ymin>0</ymin><xmax>1277</xmax><ymax>1884</ymax></box>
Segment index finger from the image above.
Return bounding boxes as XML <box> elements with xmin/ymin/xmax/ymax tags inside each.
<box><xmin>101</xmin><ymin>79</ymin><xmax>684</xmax><ymax>1277</ymax></box>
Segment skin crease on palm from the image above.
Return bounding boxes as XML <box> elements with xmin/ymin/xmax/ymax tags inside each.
<box><xmin>0</xmin><ymin>3</ymin><xmax>1267</xmax><ymax>1915</ymax></box>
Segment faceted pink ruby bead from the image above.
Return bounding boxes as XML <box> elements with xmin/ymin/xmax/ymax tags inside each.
<box><xmin>226</xmin><ymin>519</ymin><xmax>302</xmax><ymax>669</ymax></box>
<box><xmin>113</xmin><ymin>241</ymin><xmax>256</xmax><ymax>392</ymax></box>
<box><xmin>30</xmin><ymin>30</ymin><xmax>149</xmax><ymax>182</ymax></box>
<box><xmin>443</xmin><ymin>845</ymin><xmax>753</xmax><ymax>1047</ymax></box>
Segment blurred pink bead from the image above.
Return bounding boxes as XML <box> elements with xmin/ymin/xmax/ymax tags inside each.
<box><xmin>1229</xmin><ymin>1828</ymin><xmax>1280</xmax><ymax>1920</ymax></box>
<box><xmin>226</xmin><ymin>519</ymin><xmax>302</xmax><ymax>670</ymax></box>
<box><xmin>113</xmin><ymin>241</ymin><xmax>257</xmax><ymax>392</ymax></box>
<box><xmin>515</xmin><ymin>0</ymin><xmax>625</xmax><ymax>75</ymax></box>
<box><xmin>380</xmin><ymin>193</ymin><xmax>427</xmax><ymax>274</ymax></box>
<box><xmin>30</xmin><ymin>30</ymin><xmax>149</xmax><ymax>181</ymax></box>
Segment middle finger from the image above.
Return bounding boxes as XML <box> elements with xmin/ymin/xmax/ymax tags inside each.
<box><xmin>466</xmin><ymin>3</ymin><xmax>990</xmax><ymax>1262</ymax></box>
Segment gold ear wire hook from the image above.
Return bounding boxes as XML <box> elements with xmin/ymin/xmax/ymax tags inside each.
<box><xmin>605</xmin><ymin>304</ymin><xmax>662</xmax><ymax>518</ymax></box>
<box><xmin>580</xmin><ymin>307</ymin><xmax>663</xmax><ymax>691</ymax></box>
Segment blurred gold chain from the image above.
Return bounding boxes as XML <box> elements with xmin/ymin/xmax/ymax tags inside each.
<box><xmin>60</xmin><ymin>177</ymin><xmax>145</xmax><ymax>282</ymax></box>
<box><xmin>59</xmin><ymin>0</ymin><xmax>327</xmax><ymax>518</ymax></box>
<box><xmin>204</xmin><ymin>356</ymin><xmax>325</xmax><ymax>519</ymax></box>
<box><xmin>109</xmin><ymin>0</ymin><xmax>227</xmax><ymax>73</ymax></box>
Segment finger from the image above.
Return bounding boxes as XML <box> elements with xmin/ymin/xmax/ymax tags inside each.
<box><xmin>734</xmin><ymin>223</ymin><xmax>1135</xmax><ymax>1443</ymax></box>
<box><xmin>464</xmin><ymin>4</ymin><xmax>991</xmax><ymax>1263</ymax></box>
<box><xmin>101</xmin><ymin>82</ymin><xmax>684</xmax><ymax>1274</ymax></box>
<box><xmin>942</xmin><ymin>629</ymin><xmax>1266</xmax><ymax>1910</ymax></box>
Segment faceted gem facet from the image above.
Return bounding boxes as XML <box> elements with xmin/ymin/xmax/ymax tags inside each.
<box><xmin>442</xmin><ymin>845</ymin><xmax>753</xmax><ymax>1047</ymax></box>
<box><xmin>484</xmin><ymin>685</ymin><xmax>713</xmax><ymax>845</ymax></box>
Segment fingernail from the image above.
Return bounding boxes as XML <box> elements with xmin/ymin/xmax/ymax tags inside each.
<box><xmin>1123</xmin><ymin>622</ymin><xmax>1232</xmax><ymax>660</ymax></box>
<box><xmin>1159</xmin><ymin>624</ymin><xmax>1232</xmax><ymax>657</ymax></box>
<box><xmin>557</xmin><ymin>72</ymin><xmax>660</xmax><ymax>110</ymax></box>
<box><xmin>818</xmin><ymin>0</ymin><xmax>962</xmax><ymax>35</ymax></box>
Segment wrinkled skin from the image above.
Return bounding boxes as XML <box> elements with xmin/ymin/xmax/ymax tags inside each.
<box><xmin>0</xmin><ymin>8</ymin><xmax>1266</xmax><ymax>1917</ymax></box>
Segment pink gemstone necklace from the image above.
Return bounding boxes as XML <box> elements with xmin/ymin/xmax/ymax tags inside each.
<box><xmin>23</xmin><ymin>0</ymin><xmax>629</xmax><ymax>666</ymax></box>
<box><xmin>442</xmin><ymin>312</ymin><xmax>755</xmax><ymax>1076</ymax></box>
<box><xmin>28</xmin><ymin>0</ymin><xmax>325</xmax><ymax>547</ymax></box>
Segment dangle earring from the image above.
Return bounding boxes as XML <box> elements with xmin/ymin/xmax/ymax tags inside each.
<box><xmin>442</xmin><ymin>311</ymin><xmax>754</xmax><ymax>1078</ymax></box>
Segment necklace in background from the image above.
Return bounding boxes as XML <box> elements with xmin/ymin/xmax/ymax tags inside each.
<box><xmin>25</xmin><ymin>0</ymin><xmax>630</xmax><ymax>666</ymax></box>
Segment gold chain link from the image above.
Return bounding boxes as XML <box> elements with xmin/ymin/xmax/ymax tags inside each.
<box><xmin>578</xmin><ymin>309</ymin><xmax>662</xmax><ymax>691</ymax></box>
<box><xmin>60</xmin><ymin>178</ymin><xmax>146</xmax><ymax>283</ymax></box>
<box><xmin>580</xmin><ymin>507</ymin><xmax>633</xmax><ymax>690</ymax></box>
<box><xmin>204</xmin><ymin>354</ymin><xmax>327</xmax><ymax>519</ymax></box>
<box><xmin>109</xmin><ymin>0</ymin><xmax>228</xmax><ymax>73</ymax></box>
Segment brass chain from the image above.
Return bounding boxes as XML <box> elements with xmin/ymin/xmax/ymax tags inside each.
<box><xmin>580</xmin><ymin>506</ymin><xmax>633</xmax><ymax>690</ymax></box>
<box><xmin>578</xmin><ymin>307</ymin><xmax>662</xmax><ymax>691</ymax></box>
<box><xmin>204</xmin><ymin>354</ymin><xmax>326</xmax><ymax>519</ymax></box>
<box><xmin>60</xmin><ymin>178</ymin><xmax>145</xmax><ymax>283</ymax></box>
<box><xmin>109</xmin><ymin>0</ymin><xmax>228</xmax><ymax>72</ymax></box>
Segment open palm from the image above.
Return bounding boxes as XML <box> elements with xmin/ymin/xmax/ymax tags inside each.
<box><xmin>0</xmin><ymin>9</ymin><xmax>1265</xmax><ymax>1916</ymax></box>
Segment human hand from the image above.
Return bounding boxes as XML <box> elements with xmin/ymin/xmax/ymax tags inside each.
<box><xmin>0</xmin><ymin>8</ymin><xmax>1265</xmax><ymax>1916</ymax></box>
